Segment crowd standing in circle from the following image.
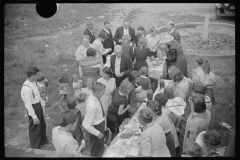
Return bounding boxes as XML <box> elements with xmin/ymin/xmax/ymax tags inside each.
<box><xmin>20</xmin><ymin>19</ymin><xmax>231</xmax><ymax>157</ymax></box>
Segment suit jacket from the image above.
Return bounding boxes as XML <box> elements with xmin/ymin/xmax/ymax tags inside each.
<box><xmin>170</xmin><ymin>28</ymin><xmax>181</xmax><ymax>44</ymax></box>
<box><xmin>83</xmin><ymin>28</ymin><xmax>95</xmax><ymax>43</ymax></box>
<box><xmin>110</xmin><ymin>54</ymin><xmax>133</xmax><ymax>78</ymax></box>
<box><xmin>114</xmin><ymin>26</ymin><xmax>136</xmax><ymax>45</ymax></box>
<box><xmin>99</xmin><ymin>28</ymin><xmax>114</xmax><ymax>55</ymax></box>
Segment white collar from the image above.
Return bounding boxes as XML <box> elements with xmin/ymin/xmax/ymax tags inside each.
<box><xmin>104</xmin><ymin>28</ymin><xmax>109</xmax><ymax>34</ymax></box>
<box><xmin>169</xmin><ymin>27</ymin><xmax>175</xmax><ymax>35</ymax></box>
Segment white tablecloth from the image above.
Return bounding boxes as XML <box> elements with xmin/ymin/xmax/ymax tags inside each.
<box><xmin>147</xmin><ymin>59</ymin><xmax>165</xmax><ymax>80</ymax></box>
<box><xmin>103</xmin><ymin>103</ymin><xmax>147</xmax><ymax>157</ymax></box>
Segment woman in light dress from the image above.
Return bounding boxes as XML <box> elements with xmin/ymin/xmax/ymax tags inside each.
<box><xmin>138</xmin><ymin>108</ymin><xmax>171</xmax><ymax>157</ymax></box>
<box><xmin>52</xmin><ymin>113</ymin><xmax>85</xmax><ymax>155</ymax></box>
<box><xmin>97</xmin><ymin>67</ymin><xmax>116</xmax><ymax>129</ymax></box>
<box><xmin>75</xmin><ymin>35</ymin><xmax>94</xmax><ymax>61</ymax></box>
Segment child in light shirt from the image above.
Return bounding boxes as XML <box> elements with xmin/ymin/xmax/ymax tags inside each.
<box><xmin>192</xmin><ymin>58</ymin><xmax>204</xmax><ymax>84</ymax></box>
<box><xmin>82</xmin><ymin>77</ymin><xmax>93</xmax><ymax>102</ymax></box>
<box><xmin>72</xmin><ymin>74</ymin><xmax>83</xmax><ymax>98</ymax></box>
<box><xmin>199</xmin><ymin>61</ymin><xmax>216</xmax><ymax>104</ymax></box>
<box><xmin>36</xmin><ymin>73</ymin><xmax>50</xmax><ymax>119</ymax></box>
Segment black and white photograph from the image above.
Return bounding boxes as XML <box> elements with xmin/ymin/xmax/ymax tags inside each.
<box><xmin>4</xmin><ymin>3</ymin><xmax>235</xmax><ymax>157</ymax></box>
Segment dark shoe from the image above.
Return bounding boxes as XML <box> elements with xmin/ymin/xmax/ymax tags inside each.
<box><xmin>46</xmin><ymin>103</ymin><xmax>51</xmax><ymax>107</ymax></box>
<box><xmin>40</xmin><ymin>140</ymin><xmax>50</xmax><ymax>146</ymax></box>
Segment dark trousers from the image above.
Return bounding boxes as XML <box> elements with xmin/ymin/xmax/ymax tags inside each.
<box><xmin>114</xmin><ymin>75</ymin><xmax>125</xmax><ymax>88</ymax></box>
<box><xmin>165</xmin><ymin>131</ymin><xmax>176</xmax><ymax>157</ymax></box>
<box><xmin>27</xmin><ymin>102</ymin><xmax>48</xmax><ymax>149</ymax></box>
<box><xmin>90</xmin><ymin>120</ymin><xmax>105</xmax><ymax>157</ymax></box>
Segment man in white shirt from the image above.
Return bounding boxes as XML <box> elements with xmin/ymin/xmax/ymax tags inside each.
<box><xmin>21</xmin><ymin>66</ymin><xmax>49</xmax><ymax>149</ymax></box>
<box><xmin>82</xmin><ymin>82</ymin><xmax>106</xmax><ymax>157</ymax></box>
<box><xmin>145</xmin><ymin>26</ymin><xmax>161</xmax><ymax>56</ymax></box>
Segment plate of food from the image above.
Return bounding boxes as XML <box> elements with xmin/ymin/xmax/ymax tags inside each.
<box><xmin>119</xmin><ymin>139</ymin><xmax>133</xmax><ymax>149</ymax></box>
<box><xmin>124</xmin><ymin>124</ymin><xmax>133</xmax><ymax>130</ymax></box>
<box><xmin>118</xmin><ymin>130</ymin><xmax>132</xmax><ymax>139</ymax></box>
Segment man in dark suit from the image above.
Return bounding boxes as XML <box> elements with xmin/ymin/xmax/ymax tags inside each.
<box><xmin>99</xmin><ymin>21</ymin><xmax>114</xmax><ymax>64</ymax></box>
<box><xmin>110</xmin><ymin>45</ymin><xmax>133</xmax><ymax>88</ymax></box>
<box><xmin>167</xmin><ymin>21</ymin><xmax>181</xmax><ymax>44</ymax></box>
<box><xmin>83</xmin><ymin>22</ymin><xmax>95</xmax><ymax>43</ymax></box>
<box><xmin>114</xmin><ymin>19</ymin><xmax>136</xmax><ymax>45</ymax></box>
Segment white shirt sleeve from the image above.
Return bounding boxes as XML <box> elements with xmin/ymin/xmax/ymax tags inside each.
<box><xmin>21</xmin><ymin>87</ymin><xmax>37</xmax><ymax>119</ymax></box>
<box><xmin>82</xmin><ymin>105</ymin><xmax>100</xmax><ymax>136</ymax></box>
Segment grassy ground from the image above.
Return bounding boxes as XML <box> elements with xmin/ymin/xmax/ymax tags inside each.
<box><xmin>4</xmin><ymin>3</ymin><xmax>235</xmax><ymax>156</ymax></box>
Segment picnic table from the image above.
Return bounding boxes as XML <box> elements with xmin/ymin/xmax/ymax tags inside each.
<box><xmin>102</xmin><ymin>79</ymin><xmax>173</xmax><ymax>157</ymax></box>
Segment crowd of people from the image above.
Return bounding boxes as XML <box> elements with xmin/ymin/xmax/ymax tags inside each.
<box><xmin>20</xmin><ymin>19</ymin><xmax>234</xmax><ymax>157</ymax></box>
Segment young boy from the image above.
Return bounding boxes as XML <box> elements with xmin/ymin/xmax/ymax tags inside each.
<box><xmin>65</xmin><ymin>97</ymin><xmax>85</xmax><ymax>148</ymax></box>
<box><xmin>82</xmin><ymin>82</ymin><xmax>106</xmax><ymax>157</ymax></box>
<box><xmin>200</xmin><ymin>61</ymin><xmax>216</xmax><ymax>104</ymax></box>
<box><xmin>192</xmin><ymin>58</ymin><xmax>204</xmax><ymax>84</ymax></box>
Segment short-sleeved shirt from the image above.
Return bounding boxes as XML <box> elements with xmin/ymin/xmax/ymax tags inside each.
<box><xmin>145</xmin><ymin>34</ymin><xmax>160</xmax><ymax>49</ymax></box>
<box><xmin>192</xmin><ymin>67</ymin><xmax>204</xmax><ymax>84</ymax></box>
<box><xmin>140</xmin><ymin>122</ymin><xmax>171</xmax><ymax>157</ymax></box>
<box><xmin>199</xmin><ymin>71</ymin><xmax>216</xmax><ymax>88</ymax></box>
<box><xmin>153</xmin><ymin>109</ymin><xmax>172</xmax><ymax>134</ymax></box>
<box><xmin>52</xmin><ymin>126</ymin><xmax>79</xmax><ymax>155</ymax></box>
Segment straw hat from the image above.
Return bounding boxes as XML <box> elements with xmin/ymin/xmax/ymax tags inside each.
<box><xmin>36</xmin><ymin>73</ymin><xmax>46</xmax><ymax>81</ymax></box>
<box><xmin>161</xmin><ymin>35</ymin><xmax>174</xmax><ymax>43</ymax></box>
<box><xmin>167</xmin><ymin>21</ymin><xmax>175</xmax><ymax>26</ymax></box>
<box><xmin>137</xmin><ymin>37</ymin><xmax>147</xmax><ymax>46</ymax></box>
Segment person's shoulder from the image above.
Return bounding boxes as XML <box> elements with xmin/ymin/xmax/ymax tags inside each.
<box><xmin>116</xmin><ymin>26</ymin><xmax>122</xmax><ymax>31</ymax></box>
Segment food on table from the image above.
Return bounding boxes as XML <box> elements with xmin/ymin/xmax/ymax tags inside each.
<box><xmin>120</xmin><ymin>139</ymin><xmax>133</xmax><ymax>149</ymax></box>
<box><xmin>119</xmin><ymin>131</ymin><xmax>132</xmax><ymax>139</ymax></box>
<box><xmin>124</xmin><ymin>124</ymin><xmax>133</xmax><ymax>130</ymax></box>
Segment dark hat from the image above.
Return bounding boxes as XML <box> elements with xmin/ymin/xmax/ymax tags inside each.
<box><xmin>86</xmin><ymin>22</ymin><xmax>94</xmax><ymax>27</ymax></box>
<box><xmin>98</xmin><ymin>32</ymin><xmax>107</xmax><ymax>39</ymax></box>
<box><xmin>192</xmin><ymin>83</ymin><xmax>207</xmax><ymax>94</ymax></box>
<box><xmin>138</xmin><ymin>26</ymin><xmax>145</xmax><ymax>31</ymax></box>
<box><xmin>36</xmin><ymin>73</ymin><xmax>46</xmax><ymax>81</ymax></box>
<box><xmin>202</xmin><ymin>61</ymin><xmax>210</xmax><ymax>71</ymax></box>
<box><xmin>195</xmin><ymin>58</ymin><xmax>203</xmax><ymax>65</ymax></box>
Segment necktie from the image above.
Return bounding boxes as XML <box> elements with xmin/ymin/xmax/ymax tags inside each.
<box><xmin>115</xmin><ymin>58</ymin><xmax>120</xmax><ymax>76</ymax></box>
<box><xmin>98</xmin><ymin>98</ymin><xmax>105</xmax><ymax>118</ymax></box>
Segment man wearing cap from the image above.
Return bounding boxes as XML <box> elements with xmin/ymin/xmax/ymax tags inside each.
<box><xmin>135</xmin><ymin>26</ymin><xmax>146</xmax><ymax>47</ymax></box>
<box><xmin>83</xmin><ymin>22</ymin><xmax>95</xmax><ymax>43</ymax></box>
<box><xmin>21</xmin><ymin>66</ymin><xmax>49</xmax><ymax>149</ymax></box>
<box><xmin>99</xmin><ymin>21</ymin><xmax>115</xmax><ymax>64</ymax></box>
<box><xmin>161</xmin><ymin>34</ymin><xmax>188</xmax><ymax>78</ymax></box>
<box><xmin>114</xmin><ymin>19</ymin><xmax>136</xmax><ymax>46</ymax></box>
<box><xmin>167</xmin><ymin>21</ymin><xmax>181</xmax><ymax>44</ymax></box>
<box><xmin>110</xmin><ymin>45</ymin><xmax>133</xmax><ymax>87</ymax></box>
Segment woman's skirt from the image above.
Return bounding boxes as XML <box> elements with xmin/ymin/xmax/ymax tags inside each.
<box><xmin>169</xmin><ymin>53</ymin><xmax>188</xmax><ymax>78</ymax></box>
<box><xmin>206</xmin><ymin>88</ymin><xmax>216</xmax><ymax>104</ymax></box>
<box><xmin>134</xmin><ymin>60</ymin><xmax>148</xmax><ymax>71</ymax></box>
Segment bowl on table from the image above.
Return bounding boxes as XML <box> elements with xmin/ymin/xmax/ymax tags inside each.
<box><xmin>118</xmin><ymin>130</ymin><xmax>132</xmax><ymax>139</ymax></box>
